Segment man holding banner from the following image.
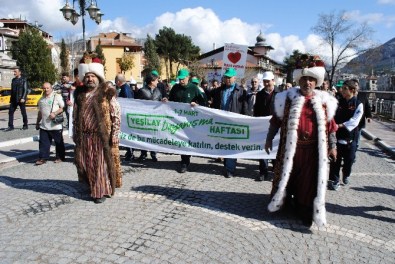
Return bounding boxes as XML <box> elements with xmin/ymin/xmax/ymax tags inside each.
<box><xmin>211</xmin><ymin>67</ymin><xmax>248</xmax><ymax>178</ymax></box>
<box><xmin>168</xmin><ymin>69</ymin><xmax>207</xmax><ymax>173</ymax></box>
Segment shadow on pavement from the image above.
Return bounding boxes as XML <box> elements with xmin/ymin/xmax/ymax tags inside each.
<box><xmin>326</xmin><ymin>203</ymin><xmax>395</xmax><ymax>224</ymax></box>
<box><xmin>0</xmin><ymin>175</ymin><xmax>91</xmax><ymax>201</ymax></box>
<box><xmin>132</xmin><ymin>185</ymin><xmax>309</xmax><ymax>229</ymax></box>
<box><xmin>351</xmin><ymin>186</ymin><xmax>395</xmax><ymax>196</ymax></box>
<box><xmin>357</xmin><ymin>147</ymin><xmax>389</xmax><ymax>159</ymax></box>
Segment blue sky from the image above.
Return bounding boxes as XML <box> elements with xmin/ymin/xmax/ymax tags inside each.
<box><xmin>1</xmin><ymin>0</ymin><xmax>394</xmax><ymax>62</ymax></box>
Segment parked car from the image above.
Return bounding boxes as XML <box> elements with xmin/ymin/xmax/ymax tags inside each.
<box><xmin>26</xmin><ymin>88</ymin><xmax>44</xmax><ymax>107</ymax></box>
<box><xmin>0</xmin><ymin>87</ymin><xmax>11</xmax><ymax>109</ymax></box>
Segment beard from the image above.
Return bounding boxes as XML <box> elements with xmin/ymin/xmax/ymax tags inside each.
<box><xmin>85</xmin><ymin>80</ymin><xmax>99</xmax><ymax>90</ymax></box>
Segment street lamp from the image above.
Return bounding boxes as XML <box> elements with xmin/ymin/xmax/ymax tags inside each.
<box><xmin>60</xmin><ymin>0</ymin><xmax>104</xmax><ymax>51</ymax></box>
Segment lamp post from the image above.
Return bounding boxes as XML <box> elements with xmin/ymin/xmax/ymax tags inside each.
<box><xmin>60</xmin><ymin>0</ymin><xmax>104</xmax><ymax>51</ymax></box>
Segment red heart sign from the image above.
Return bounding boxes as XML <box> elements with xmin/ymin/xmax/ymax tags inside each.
<box><xmin>227</xmin><ymin>52</ymin><xmax>241</xmax><ymax>64</ymax></box>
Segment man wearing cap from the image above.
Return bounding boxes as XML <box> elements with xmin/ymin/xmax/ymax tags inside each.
<box><xmin>211</xmin><ymin>67</ymin><xmax>248</xmax><ymax>178</ymax></box>
<box><xmin>151</xmin><ymin>70</ymin><xmax>168</xmax><ymax>99</ymax></box>
<box><xmin>73</xmin><ymin>56</ymin><xmax>116</xmax><ymax>204</ymax></box>
<box><xmin>254</xmin><ymin>71</ymin><xmax>277</xmax><ymax>181</ymax></box>
<box><xmin>265</xmin><ymin>54</ymin><xmax>338</xmax><ymax>227</ymax></box>
<box><xmin>169</xmin><ymin>68</ymin><xmax>207</xmax><ymax>173</ymax></box>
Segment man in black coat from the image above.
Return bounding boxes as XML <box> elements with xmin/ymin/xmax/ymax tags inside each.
<box><xmin>254</xmin><ymin>71</ymin><xmax>276</xmax><ymax>181</ymax></box>
<box><xmin>6</xmin><ymin>68</ymin><xmax>29</xmax><ymax>131</ymax></box>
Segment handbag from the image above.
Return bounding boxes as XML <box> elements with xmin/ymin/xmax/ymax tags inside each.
<box><xmin>51</xmin><ymin>94</ymin><xmax>64</xmax><ymax>124</ymax></box>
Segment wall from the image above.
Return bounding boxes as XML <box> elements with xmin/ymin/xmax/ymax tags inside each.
<box><xmin>102</xmin><ymin>46</ymin><xmax>142</xmax><ymax>83</ymax></box>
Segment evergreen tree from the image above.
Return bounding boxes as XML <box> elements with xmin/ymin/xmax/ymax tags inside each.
<box><xmin>283</xmin><ymin>50</ymin><xmax>303</xmax><ymax>83</ymax></box>
<box><xmin>155</xmin><ymin>27</ymin><xmax>200</xmax><ymax>80</ymax></box>
<box><xmin>60</xmin><ymin>38</ymin><xmax>69</xmax><ymax>74</ymax></box>
<box><xmin>143</xmin><ymin>34</ymin><xmax>161</xmax><ymax>73</ymax></box>
<box><xmin>95</xmin><ymin>38</ymin><xmax>106</xmax><ymax>66</ymax></box>
<box><xmin>11</xmin><ymin>28</ymin><xmax>57</xmax><ymax>88</ymax></box>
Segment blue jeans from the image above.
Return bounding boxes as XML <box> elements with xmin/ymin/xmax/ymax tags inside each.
<box><xmin>329</xmin><ymin>142</ymin><xmax>357</xmax><ymax>184</ymax></box>
<box><xmin>224</xmin><ymin>158</ymin><xmax>237</xmax><ymax>173</ymax></box>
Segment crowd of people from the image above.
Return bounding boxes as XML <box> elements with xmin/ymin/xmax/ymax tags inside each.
<box><xmin>3</xmin><ymin>52</ymin><xmax>372</xmax><ymax>227</ymax></box>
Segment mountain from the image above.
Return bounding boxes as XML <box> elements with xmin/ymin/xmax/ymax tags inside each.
<box><xmin>342</xmin><ymin>37</ymin><xmax>395</xmax><ymax>74</ymax></box>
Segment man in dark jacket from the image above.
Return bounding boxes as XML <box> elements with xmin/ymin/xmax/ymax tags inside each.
<box><xmin>329</xmin><ymin>80</ymin><xmax>363</xmax><ymax>190</ymax></box>
<box><xmin>169</xmin><ymin>68</ymin><xmax>206</xmax><ymax>173</ymax></box>
<box><xmin>254</xmin><ymin>71</ymin><xmax>276</xmax><ymax>181</ymax></box>
<box><xmin>136</xmin><ymin>73</ymin><xmax>165</xmax><ymax>162</ymax></box>
<box><xmin>6</xmin><ymin>68</ymin><xmax>29</xmax><ymax>131</ymax></box>
<box><xmin>211</xmin><ymin>67</ymin><xmax>248</xmax><ymax>178</ymax></box>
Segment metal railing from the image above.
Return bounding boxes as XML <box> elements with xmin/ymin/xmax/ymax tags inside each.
<box><xmin>369</xmin><ymin>99</ymin><xmax>395</xmax><ymax>119</ymax></box>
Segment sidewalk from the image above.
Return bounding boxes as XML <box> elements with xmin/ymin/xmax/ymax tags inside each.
<box><xmin>362</xmin><ymin>119</ymin><xmax>395</xmax><ymax>158</ymax></box>
<box><xmin>0</xmin><ymin>131</ymin><xmax>73</xmax><ymax>166</ymax></box>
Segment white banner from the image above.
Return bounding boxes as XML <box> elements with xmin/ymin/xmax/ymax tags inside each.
<box><xmin>119</xmin><ymin>98</ymin><xmax>279</xmax><ymax>159</ymax></box>
<box><xmin>222</xmin><ymin>43</ymin><xmax>248</xmax><ymax>79</ymax></box>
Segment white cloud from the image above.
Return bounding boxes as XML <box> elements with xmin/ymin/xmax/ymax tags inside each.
<box><xmin>377</xmin><ymin>0</ymin><xmax>395</xmax><ymax>4</ymax></box>
<box><xmin>0</xmin><ymin>3</ymin><xmax>360</xmax><ymax>64</ymax></box>
<box><xmin>0</xmin><ymin>0</ymin><xmax>78</xmax><ymax>35</ymax></box>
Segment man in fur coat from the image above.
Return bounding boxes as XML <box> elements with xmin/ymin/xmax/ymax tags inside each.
<box><xmin>265</xmin><ymin>54</ymin><xmax>338</xmax><ymax>227</ymax></box>
<box><xmin>73</xmin><ymin>57</ymin><xmax>116</xmax><ymax>204</ymax></box>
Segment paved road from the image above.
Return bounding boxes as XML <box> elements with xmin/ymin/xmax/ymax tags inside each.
<box><xmin>0</xmin><ymin>109</ymin><xmax>394</xmax><ymax>263</ymax></box>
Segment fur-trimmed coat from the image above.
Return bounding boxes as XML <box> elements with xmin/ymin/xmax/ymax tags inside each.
<box><xmin>73</xmin><ymin>85</ymin><xmax>116</xmax><ymax>195</ymax></box>
<box><xmin>267</xmin><ymin>87</ymin><xmax>338</xmax><ymax>226</ymax></box>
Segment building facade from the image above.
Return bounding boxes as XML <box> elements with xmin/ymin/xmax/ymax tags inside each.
<box><xmin>88</xmin><ymin>32</ymin><xmax>144</xmax><ymax>84</ymax></box>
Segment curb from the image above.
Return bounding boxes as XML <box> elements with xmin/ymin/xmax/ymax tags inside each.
<box><xmin>0</xmin><ymin>131</ymin><xmax>69</xmax><ymax>148</ymax></box>
<box><xmin>0</xmin><ymin>143</ymin><xmax>75</xmax><ymax>166</ymax></box>
<box><xmin>0</xmin><ymin>135</ymin><xmax>40</xmax><ymax>148</ymax></box>
<box><xmin>362</xmin><ymin>129</ymin><xmax>395</xmax><ymax>158</ymax></box>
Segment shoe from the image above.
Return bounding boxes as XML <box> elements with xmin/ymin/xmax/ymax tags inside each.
<box><xmin>264</xmin><ymin>174</ymin><xmax>273</xmax><ymax>181</ymax></box>
<box><xmin>21</xmin><ymin>125</ymin><xmax>28</xmax><ymax>130</ymax></box>
<box><xmin>35</xmin><ymin>159</ymin><xmax>46</xmax><ymax>165</ymax></box>
<box><xmin>224</xmin><ymin>171</ymin><xmax>234</xmax><ymax>178</ymax></box>
<box><xmin>93</xmin><ymin>197</ymin><xmax>106</xmax><ymax>204</ymax></box>
<box><xmin>151</xmin><ymin>156</ymin><xmax>158</xmax><ymax>162</ymax></box>
<box><xmin>137</xmin><ymin>155</ymin><xmax>147</xmax><ymax>161</ymax></box>
<box><xmin>4</xmin><ymin>127</ymin><xmax>14</xmax><ymax>132</ymax></box>
<box><xmin>329</xmin><ymin>181</ymin><xmax>340</xmax><ymax>191</ymax></box>
<box><xmin>179</xmin><ymin>164</ymin><xmax>188</xmax><ymax>173</ymax></box>
<box><xmin>54</xmin><ymin>159</ymin><xmax>63</xmax><ymax>163</ymax></box>
<box><xmin>255</xmin><ymin>174</ymin><xmax>264</xmax><ymax>181</ymax></box>
<box><xmin>124</xmin><ymin>153</ymin><xmax>134</xmax><ymax>161</ymax></box>
<box><xmin>343</xmin><ymin>177</ymin><xmax>349</xmax><ymax>185</ymax></box>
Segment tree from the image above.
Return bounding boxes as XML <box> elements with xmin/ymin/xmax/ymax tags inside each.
<box><xmin>283</xmin><ymin>50</ymin><xmax>303</xmax><ymax>83</ymax></box>
<box><xmin>155</xmin><ymin>27</ymin><xmax>201</xmax><ymax>80</ymax></box>
<box><xmin>60</xmin><ymin>38</ymin><xmax>69</xmax><ymax>74</ymax></box>
<box><xmin>155</xmin><ymin>27</ymin><xmax>177</xmax><ymax>80</ymax></box>
<box><xmin>173</xmin><ymin>34</ymin><xmax>200</xmax><ymax>74</ymax></box>
<box><xmin>11</xmin><ymin>28</ymin><xmax>57</xmax><ymax>88</ymax></box>
<box><xmin>118</xmin><ymin>53</ymin><xmax>135</xmax><ymax>74</ymax></box>
<box><xmin>143</xmin><ymin>34</ymin><xmax>161</xmax><ymax>74</ymax></box>
<box><xmin>95</xmin><ymin>38</ymin><xmax>106</xmax><ymax>67</ymax></box>
<box><xmin>312</xmin><ymin>10</ymin><xmax>375</xmax><ymax>87</ymax></box>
